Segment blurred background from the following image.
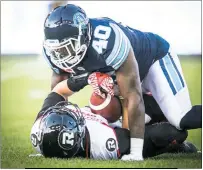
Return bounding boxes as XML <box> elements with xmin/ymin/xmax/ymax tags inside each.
<box><xmin>1</xmin><ymin>1</ymin><xmax>202</xmax><ymax>168</ymax></box>
<box><xmin>1</xmin><ymin>1</ymin><xmax>201</xmax><ymax>55</ymax></box>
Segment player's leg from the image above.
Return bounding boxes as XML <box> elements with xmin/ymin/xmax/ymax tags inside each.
<box><xmin>143</xmin><ymin>93</ymin><xmax>202</xmax><ymax>129</ymax></box>
<box><xmin>166</xmin><ymin>141</ymin><xmax>199</xmax><ymax>154</ymax></box>
<box><xmin>110</xmin><ymin>93</ymin><xmax>165</xmax><ymax>128</ymax></box>
<box><xmin>179</xmin><ymin>105</ymin><xmax>202</xmax><ymax>129</ymax></box>
<box><xmin>142</xmin><ymin>48</ymin><xmax>201</xmax><ymax>130</ymax></box>
<box><xmin>142</xmin><ymin>93</ymin><xmax>200</xmax><ymax>155</ymax></box>
<box><xmin>143</xmin><ymin>122</ymin><xmax>188</xmax><ymax>158</ymax></box>
<box><xmin>114</xmin><ymin>128</ymin><xmax>130</xmax><ymax>158</ymax></box>
<box><xmin>143</xmin><ymin>93</ymin><xmax>167</xmax><ymax>124</ymax></box>
<box><xmin>115</xmin><ymin>123</ymin><xmax>198</xmax><ymax>159</ymax></box>
<box><xmin>166</xmin><ymin>50</ymin><xmax>202</xmax><ymax>129</ymax></box>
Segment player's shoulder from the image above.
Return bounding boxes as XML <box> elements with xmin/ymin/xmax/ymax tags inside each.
<box><xmin>89</xmin><ymin>17</ymin><xmax>129</xmax><ymax>35</ymax></box>
<box><xmin>89</xmin><ymin>17</ymin><xmax>132</xmax><ymax>71</ymax></box>
<box><xmin>80</xmin><ymin>18</ymin><xmax>116</xmax><ymax>72</ymax></box>
<box><xmin>30</xmin><ymin>116</ymin><xmax>44</xmax><ymax>154</ymax></box>
<box><xmin>89</xmin><ymin>17</ymin><xmax>115</xmax><ymax>26</ymax></box>
<box><xmin>89</xmin><ymin>17</ymin><xmax>124</xmax><ymax>37</ymax></box>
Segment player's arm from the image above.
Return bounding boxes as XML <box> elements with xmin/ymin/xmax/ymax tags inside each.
<box><xmin>52</xmin><ymin>79</ymin><xmax>75</xmax><ymax>98</ymax></box>
<box><xmin>51</xmin><ymin>71</ymin><xmax>69</xmax><ymax>90</ymax></box>
<box><xmin>36</xmin><ymin>74</ymin><xmax>88</xmax><ymax>119</ymax></box>
<box><xmin>116</xmin><ymin>48</ymin><xmax>145</xmax><ymax>160</ymax></box>
<box><xmin>36</xmin><ymin>80</ymin><xmax>74</xmax><ymax>120</ymax></box>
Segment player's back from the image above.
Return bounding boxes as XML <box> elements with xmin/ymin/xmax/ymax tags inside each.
<box><xmin>89</xmin><ymin>17</ymin><xmax>170</xmax><ymax>80</ymax></box>
<box><xmin>118</xmin><ymin>23</ymin><xmax>169</xmax><ymax>79</ymax></box>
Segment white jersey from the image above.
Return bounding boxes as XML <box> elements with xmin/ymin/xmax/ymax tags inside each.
<box><xmin>72</xmin><ymin>106</ymin><xmax>120</xmax><ymax>160</ymax></box>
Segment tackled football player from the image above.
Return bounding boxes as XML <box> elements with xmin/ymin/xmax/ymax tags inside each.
<box><xmin>30</xmin><ymin>82</ymin><xmax>198</xmax><ymax>160</ymax></box>
<box><xmin>42</xmin><ymin>4</ymin><xmax>201</xmax><ymax>160</ymax></box>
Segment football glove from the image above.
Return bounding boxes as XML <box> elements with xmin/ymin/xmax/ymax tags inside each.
<box><xmin>88</xmin><ymin>72</ymin><xmax>114</xmax><ymax>98</ymax></box>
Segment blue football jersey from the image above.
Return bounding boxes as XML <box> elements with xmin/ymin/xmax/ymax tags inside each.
<box><xmin>116</xmin><ymin>21</ymin><xmax>170</xmax><ymax>80</ymax></box>
<box><xmin>43</xmin><ymin>17</ymin><xmax>170</xmax><ymax>82</ymax></box>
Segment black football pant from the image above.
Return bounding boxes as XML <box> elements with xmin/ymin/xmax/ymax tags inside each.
<box><xmin>115</xmin><ymin>122</ymin><xmax>187</xmax><ymax>158</ymax></box>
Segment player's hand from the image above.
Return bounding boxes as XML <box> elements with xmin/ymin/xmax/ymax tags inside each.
<box><xmin>88</xmin><ymin>72</ymin><xmax>114</xmax><ymax>98</ymax></box>
<box><xmin>121</xmin><ymin>153</ymin><xmax>143</xmax><ymax>161</ymax></box>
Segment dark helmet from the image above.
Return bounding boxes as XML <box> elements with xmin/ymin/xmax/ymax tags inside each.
<box><xmin>30</xmin><ymin>102</ymin><xmax>86</xmax><ymax>158</ymax></box>
<box><xmin>43</xmin><ymin>4</ymin><xmax>91</xmax><ymax>72</ymax></box>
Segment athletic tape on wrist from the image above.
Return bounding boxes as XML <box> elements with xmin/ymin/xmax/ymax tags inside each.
<box><xmin>130</xmin><ymin>138</ymin><xmax>144</xmax><ymax>156</ymax></box>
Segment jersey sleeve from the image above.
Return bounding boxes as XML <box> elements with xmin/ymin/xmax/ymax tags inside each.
<box><xmin>114</xmin><ymin>128</ymin><xmax>130</xmax><ymax>158</ymax></box>
<box><xmin>36</xmin><ymin>92</ymin><xmax>65</xmax><ymax>120</ymax></box>
<box><xmin>42</xmin><ymin>47</ymin><xmax>67</xmax><ymax>75</ymax></box>
<box><xmin>105</xmin><ymin>23</ymin><xmax>132</xmax><ymax>70</ymax></box>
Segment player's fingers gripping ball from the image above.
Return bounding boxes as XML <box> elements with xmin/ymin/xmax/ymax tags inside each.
<box><xmin>88</xmin><ymin>72</ymin><xmax>114</xmax><ymax>98</ymax></box>
<box><xmin>89</xmin><ymin>92</ymin><xmax>122</xmax><ymax>123</ymax></box>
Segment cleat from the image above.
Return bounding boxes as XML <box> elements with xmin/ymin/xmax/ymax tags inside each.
<box><xmin>178</xmin><ymin>141</ymin><xmax>199</xmax><ymax>153</ymax></box>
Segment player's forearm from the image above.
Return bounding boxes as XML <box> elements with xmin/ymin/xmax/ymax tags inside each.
<box><xmin>52</xmin><ymin>73</ymin><xmax>89</xmax><ymax>99</ymax></box>
<box><xmin>127</xmin><ymin>92</ymin><xmax>145</xmax><ymax>139</ymax></box>
<box><xmin>116</xmin><ymin>48</ymin><xmax>145</xmax><ymax>138</ymax></box>
<box><xmin>52</xmin><ymin>79</ymin><xmax>74</xmax><ymax>99</ymax></box>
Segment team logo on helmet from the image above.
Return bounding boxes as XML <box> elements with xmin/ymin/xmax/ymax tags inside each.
<box><xmin>73</xmin><ymin>12</ymin><xmax>88</xmax><ymax>28</ymax></box>
<box><xmin>58</xmin><ymin>129</ymin><xmax>76</xmax><ymax>150</ymax></box>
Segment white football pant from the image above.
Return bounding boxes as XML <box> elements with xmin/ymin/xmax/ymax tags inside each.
<box><xmin>142</xmin><ymin>47</ymin><xmax>192</xmax><ymax>129</ymax></box>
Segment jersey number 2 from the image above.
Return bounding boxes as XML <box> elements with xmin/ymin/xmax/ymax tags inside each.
<box><xmin>92</xmin><ymin>25</ymin><xmax>111</xmax><ymax>54</ymax></box>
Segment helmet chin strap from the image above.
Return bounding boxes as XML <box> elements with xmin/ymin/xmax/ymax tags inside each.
<box><xmin>85</xmin><ymin>128</ymin><xmax>90</xmax><ymax>159</ymax></box>
<box><xmin>79</xmin><ymin>24</ymin><xmax>83</xmax><ymax>36</ymax></box>
<box><xmin>87</xmin><ymin>23</ymin><xmax>92</xmax><ymax>43</ymax></box>
<box><xmin>78</xmin><ymin>24</ymin><xmax>82</xmax><ymax>46</ymax></box>
<box><xmin>82</xmin><ymin>127</ymin><xmax>90</xmax><ymax>159</ymax></box>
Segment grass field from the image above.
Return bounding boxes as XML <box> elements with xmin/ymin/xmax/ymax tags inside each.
<box><xmin>1</xmin><ymin>56</ymin><xmax>202</xmax><ymax>168</ymax></box>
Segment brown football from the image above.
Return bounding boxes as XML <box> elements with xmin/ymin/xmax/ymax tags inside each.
<box><xmin>89</xmin><ymin>92</ymin><xmax>122</xmax><ymax>123</ymax></box>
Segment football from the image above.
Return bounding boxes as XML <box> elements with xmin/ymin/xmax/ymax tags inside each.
<box><xmin>89</xmin><ymin>92</ymin><xmax>122</xmax><ymax>123</ymax></box>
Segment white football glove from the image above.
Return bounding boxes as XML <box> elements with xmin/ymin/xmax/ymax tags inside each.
<box><xmin>121</xmin><ymin>153</ymin><xmax>143</xmax><ymax>161</ymax></box>
<box><xmin>121</xmin><ymin>138</ymin><xmax>144</xmax><ymax>161</ymax></box>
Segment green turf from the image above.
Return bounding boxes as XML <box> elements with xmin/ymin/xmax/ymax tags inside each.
<box><xmin>1</xmin><ymin>56</ymin><xmax>202</xmax><ymax>168</ymax></box>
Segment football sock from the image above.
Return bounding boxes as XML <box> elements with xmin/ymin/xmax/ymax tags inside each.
<box><xmin>180</xmin><ymin>105</ymin><xmax>202</xmax><ymax>130</ymax></box>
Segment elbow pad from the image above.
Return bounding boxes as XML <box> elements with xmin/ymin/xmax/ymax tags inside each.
<box><xmin>67</xmin><ymin>74</ymin><xmax>88</xmax><ymax>92</ymax></box>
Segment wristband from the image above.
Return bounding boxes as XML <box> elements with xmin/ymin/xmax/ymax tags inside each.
<box><xmin>67</xmin><ymin>75</ymin><xmax>88</xmax><ymax>92</ymax></box>
<box><xmin>130</xmin><ymin>138</ymin><xmax>144</xmax><ymax>156</ymax></box>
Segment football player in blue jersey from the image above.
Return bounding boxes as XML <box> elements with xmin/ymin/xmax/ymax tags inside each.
<box><xmin>42</xmin><ymin>4</ymin><xmax>201</xmax><ymax>161</ymax></box>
